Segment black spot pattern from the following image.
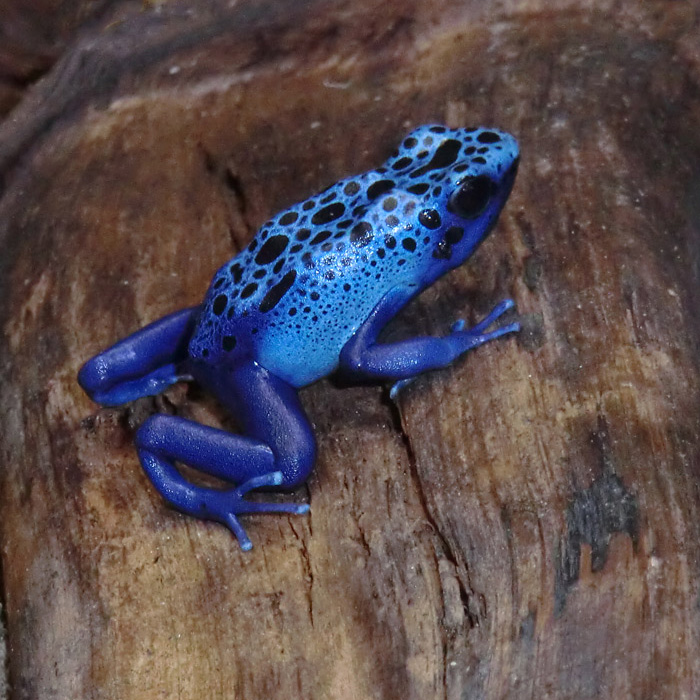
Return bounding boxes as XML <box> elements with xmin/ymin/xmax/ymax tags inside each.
<box><xmin>350</xmin><ymin>222</ymin><xmax>373</xmax><ymax>247</ymax></box>
<box><xmin>477</xmin><ymin>131</ymin><xmax>501</xmax><ymax>143</ymax></box>
<box><xmin>213</xmin><ymin>295</ymin><xmax>227</xmax><ymax>315</ymax></box>
<box><xmin>410</xmin><ymin>139</ymin><xmax>461</xmax><ymax>179</ymax></box>
<box><xmin>433</xmin><ymin>240</ymin><xmax>452</xmax><ymax>260</ymax></box>
<box><xmin>367</xmin><ymin>180</ymin><xmax>395</xmax><ymax>200</ymax></box>
<box><xmin>279</xmin><ymin>211</ymin><xmax>298</xmax><ymax>225</ymax></box>
<box><xmin>445</xmin><ymin>226</ymin><xmax>464</xmax><ymax>244</ymax></box>
<box><xmin>241</xmin><ymin>283</ymin><xmax>258</xmax><ymax>298</ymax></box>
<box><xmin>312</xmin><ymin>202</ymin><xmax>345</xmax><ymax>225</ymax></box>
<box><xmin>310</xmin><ymin>230</ymin><xmax>332</xmax><ymax>245</ymax></box>
<box><xmin>392</xmin><ymin>157</ymin><xmax>412</xmax><ymax>170</ymax></box>
<box><xmin>260</xmin><ymin>270</ymin><xmax>297</xmax><ymax>312</ymax></box>
<box><xmin>419</xmin><ymin>209</ymin><xmax>442</xmax><ymax>229</ymax></box>
<box><xmin>256</xmin><ymin>235</ymin><xmax>289</xmax><ymax>264</ymax></box>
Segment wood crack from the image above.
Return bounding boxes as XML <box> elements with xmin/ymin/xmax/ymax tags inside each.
<box><xmin>383</xmin><ymin>391</ymin><xmax>481</xmax><ymax>629</ymax></box>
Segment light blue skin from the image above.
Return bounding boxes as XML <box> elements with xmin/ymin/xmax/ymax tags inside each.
<box><xmin>79</xmin><ymin>125</ymin><xmax>520</xmax><ymax>550</ymax></box>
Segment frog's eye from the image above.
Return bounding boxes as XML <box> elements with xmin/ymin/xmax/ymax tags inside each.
<box><xmin>448</xmin><ymin>175</ymin><xmax>495</xmax><ymax>219</ymax></box>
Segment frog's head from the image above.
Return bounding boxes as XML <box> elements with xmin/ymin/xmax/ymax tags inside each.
<box><xmin>385</xmin><ymin>124</ymin><xmax>519</xmax><ymax>274</ymax></box>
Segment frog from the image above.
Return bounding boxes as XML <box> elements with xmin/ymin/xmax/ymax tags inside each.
<box><xmin>78</xmin><ymin>124</ymin><xmax>520</xmax><ymax>551</ymax></box>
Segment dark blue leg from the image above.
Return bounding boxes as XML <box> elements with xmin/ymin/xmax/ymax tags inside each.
<box><xmin>339</xmin><ymin>286</ymin><xmax>519</xmax><ymax>385</ymax></box>
<box><xmin>134</xmin><ymin>361</ymin><xmax>315</xmax><ymax>550</ymax></box>
<box><xmin>78</xmin><ymin>307</ymin><xmax>199</xmax><ymax>406</ymax></box>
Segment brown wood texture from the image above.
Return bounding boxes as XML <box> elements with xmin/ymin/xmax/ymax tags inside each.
<box><xmin>0</xmin><ymin>0</ymin><xmax>122</xmax><ymax>118</ymax></box>
<box><xmin>2</xmin><ymin>1</ymin><xmax>700</xmax><ymax>698</ymax></box>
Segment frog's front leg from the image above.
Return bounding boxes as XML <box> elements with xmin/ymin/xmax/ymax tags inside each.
<box><xmin>78</xmin><ymin>307</ymin><xmax>200</xmax><ymax>406</ymax></box>
<box><xmin>339</xmin><ymin>286</ymin><xmax>519</xmax><ymax>383</ymax></box>
<box><xmin>134</xmin><ymin>361</ymin><xmax>315</xmax><ymax>550</ymax></box>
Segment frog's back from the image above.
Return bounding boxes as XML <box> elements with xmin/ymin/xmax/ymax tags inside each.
<box><xmin>189</xmin><ymin>125</ymin><xmax>519</xmax><ymax>387</ymax></box>
<box><xmin>188</xmin><ymin>170</ymin><xmax>397</xmax><ymax>386</ymax></box>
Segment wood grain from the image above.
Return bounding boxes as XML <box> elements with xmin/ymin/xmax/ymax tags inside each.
<box><xmin>1</xmin><ymin>0</ymin><xmax>700</xmax><ymax>697</ymax></box>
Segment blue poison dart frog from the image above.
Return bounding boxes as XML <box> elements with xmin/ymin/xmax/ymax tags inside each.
<box><xmin>79</xmin><ymin>125</ymin><xmax>520</xmax><ymax>551</ymax></box>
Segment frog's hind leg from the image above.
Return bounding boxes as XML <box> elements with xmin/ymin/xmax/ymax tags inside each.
<box><xmin>134</xmin><ymin>361</ymin><xmax>316</xmax><ymax>550</ymax></box>
<box><xmin>78</xmin><ymin>307</ymin><xmax>199</xmax><ymax>406</ymax></box>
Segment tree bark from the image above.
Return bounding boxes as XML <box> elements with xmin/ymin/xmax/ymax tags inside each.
<box><xmin>1</xmin><ymin>1</ymin><xmax>700</xmax><ymax>698</ymax></box>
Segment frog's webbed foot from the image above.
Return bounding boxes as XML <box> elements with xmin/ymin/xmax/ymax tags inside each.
<box><xmin>446</xmin><ymin>298</ymin><xmax>520</xmax><ymax>352</ymax></box>
<box><xmin>203</xmin><ymin>472</ymin><xmax>309</xmax><ymax>551</ymax></box>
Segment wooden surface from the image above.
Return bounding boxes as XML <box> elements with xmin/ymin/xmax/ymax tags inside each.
<box><xmin>1</xmin><ymin>0</ymin><xmax>700</xmax><ymax>697</ymax></box>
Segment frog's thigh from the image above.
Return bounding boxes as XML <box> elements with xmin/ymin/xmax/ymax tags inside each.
<box><xmin>192</xmin><ymin>361</ymin><xmax>317</xmax><ymax>488</ymax></box>
<box><xmin>135</xmin><ymin>414</ymin><xmax>276</xmax><ymax>484</ymax></box>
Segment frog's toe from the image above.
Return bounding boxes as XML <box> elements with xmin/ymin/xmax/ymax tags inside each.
<box><xmin>469</xmin><ymin>299</ymin><xmax>517</xmax><ymax>334</ymax></box>
<box><xmin>234</xmin><ymin>471</ymin><xmax>284</xmax><ymax>497</ymax></box>
<box><xmin>225</xmin><ymin>513</ymin><xmax>254</xmax><ymax>551</ymax></box>
<box><xmin>211</xmin><ymin>472</ymin><xmax>310</xmax><ymax>550</ymax></box>
<box><xmin>390</xmin><ymin>377</ymin><xmax>416</xmax><ymax>401</ymax></box>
